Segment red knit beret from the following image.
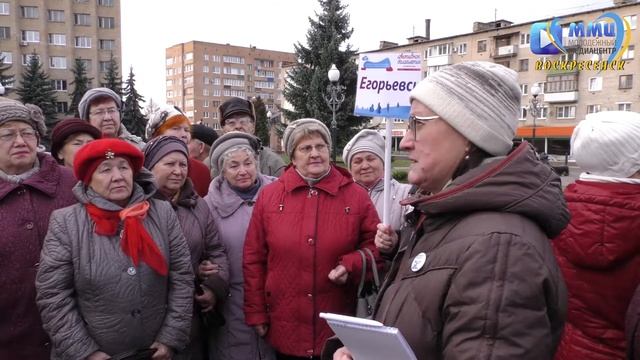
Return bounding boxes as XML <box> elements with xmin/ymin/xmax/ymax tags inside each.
<box><xmin>74</xmin><ymin>138</ymin><xmax>144</xmax><ymax>184</ymax></box>
<box><xmin>51</xmin><ymin>118</ymin><xmax>102</xmax><ymax>163</ymax></box>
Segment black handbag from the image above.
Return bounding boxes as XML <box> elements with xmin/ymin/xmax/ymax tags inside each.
<box><xmin>356</xmin><ymin>248</ymin><xmax>380</xmax><ymax>318</ymax></box>
<box><xmin>195</xmin><ymin>279</ymin><xmax>226</xmax><ymax>329</ymax></box>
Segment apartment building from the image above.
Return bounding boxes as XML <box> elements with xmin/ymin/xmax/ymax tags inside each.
<box><xmin>364</xmin><ymin>1</ymin><xmax>640</xmax><ymax>154</ymax></box>
<box><xmin>165</xmin><ymin>41</ymin><xmax>296</xmax><ymax>129</ymax></box>
<box><xmin>0</xmin><ymin>0</ymin><xmax>122</xmax><ymax>113</ymax></box>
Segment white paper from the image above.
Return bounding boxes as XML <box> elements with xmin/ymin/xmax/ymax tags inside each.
<box><xmin>320</xmin><ymin>312</ymin><xmax>417</xmax><ymax>360</ymax></box>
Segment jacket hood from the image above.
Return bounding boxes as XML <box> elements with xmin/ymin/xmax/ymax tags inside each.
<box><xmin>73</xmin><ymin>167</ymin><xmax>157</xmax><ymax>210</ymax></box>
<box><xmin>206</xmin><ymin>173</ymin><xmax>276</xmax><ymax>218</ymax></box>
<box><xmin>406</xmin><ymin>143</ymin><xmax>570</xmax><ymax>238</ymax></box>
<box><xmin>555</xmin><ymin>180</ymin><xmax>640</xmax><ymax>269</ymax></box>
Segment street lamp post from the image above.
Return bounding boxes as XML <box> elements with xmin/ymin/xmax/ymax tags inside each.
<box><xmin>530</xmin><ymin>83</ymin><xmax>541</xmax><ymax>153</ymax></box>
<box><xmin>324</xmin><ymin>64</ymin><xmax>345</xmax><ymax>162</ymax></box>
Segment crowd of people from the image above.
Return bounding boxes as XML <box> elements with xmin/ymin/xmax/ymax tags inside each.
<box><xmin>0</xmin><ymin>60</ymin><xmax>639</xmax><ymax>360</ymax></box>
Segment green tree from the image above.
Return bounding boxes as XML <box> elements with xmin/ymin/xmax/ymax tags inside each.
<box><xmin>16</xmin><ymin>51</ymin><xmax>58</xmax><ymax>148</ymax></box>
<box><xmin>282</xmin><ymin>0</ymin><xmax>364</xmax><ymax>153</ymax></box>
<box><xmin>252</xmin><ymin>97</ymin><xmax>270</xmax><ymax>145</ymax></box>
<box><xmin>0</xmin><ymin>54</ymin><xmax>14</xmax><ymax>94</ymax></box>
<box><xmin>68</xmin><ymin>58</ymin><xmax>93</xmax><ymax>117</ymax></box>
<box><xmin>103</xmin><ymin>52</ymin><xmax>122</xmax><ymax>99</ymax></box>
<box><xmin>122</xmin><ymin>66</ymin><xmax>146</xmax><ymax>138</ymax></box>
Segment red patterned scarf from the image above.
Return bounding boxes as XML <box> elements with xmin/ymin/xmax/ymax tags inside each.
<box><xmin>85</xmin><ymin>201</ymin><xmax>168</xmax><ymax>276</ymax></box>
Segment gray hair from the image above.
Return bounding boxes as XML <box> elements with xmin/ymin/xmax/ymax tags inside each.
<box><xmin>220</xmin><ymin>145</ymin><xmax>258</xmax><ymax>173</ymax></box>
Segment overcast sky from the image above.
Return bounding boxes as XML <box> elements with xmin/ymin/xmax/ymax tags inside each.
<box><xmin>120</xmin><ymin>0</ymin><xmax>613</xmax><ymax>105</ymax></box>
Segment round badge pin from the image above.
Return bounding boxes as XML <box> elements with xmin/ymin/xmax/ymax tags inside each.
<box><xmin>411</xmin><ymin>252</ymin><xmax>427</xmax><ymax>272</ymax></box>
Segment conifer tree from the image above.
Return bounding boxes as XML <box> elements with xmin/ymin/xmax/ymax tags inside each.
<box><xmin>121</xmin><ymin>67</ymin><xmax>146</xmax><ymax>138</ymax></box>
<box><xmin>68</xmin><ymin>58</ymin><xmax>93</xmax><ymax>117</ymax></box>
<box><xmin>283</xmin><ymin>0</ymin><xmax>364</xmax><ymax>151</ymax></box>
<box><xmin>103</xmin><ymin>52</ymin><xmax>122</xmax><ymax>99</ymax></box>
<box><xmin>252</xmin><ymin>97</ymin><xmax>270</xmax><ymax>145</ymax></box>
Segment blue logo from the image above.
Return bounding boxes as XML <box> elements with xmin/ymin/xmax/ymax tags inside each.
<box><xmin>530</xmin><ymin>18</ymin><xmax>564</xmax><ymax>55</ymax></box>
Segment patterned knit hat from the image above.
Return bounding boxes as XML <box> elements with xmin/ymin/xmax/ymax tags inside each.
<box><xmin>282</xmin><ymin>118</ymin><xmax>331</xmax><ymax>159</ymax></box>
<box><xmin>143</xmin><ymin>135</ymin><xmax>189</xmax><ymax>170</ymax></box>
<box><xmin>571</xmin><ymin>111</ymin><xmax>640</xmax><ymax>178</ymax></box>
<box><xmin>0</xmin><ymin>98</ymin><xmax>47</xmax><ymax>137</ymax></box>
<box><xmin>78</xmin><ymin>87</ymin><xmax>122</xmax><ymax>121</ymax></box>
<box><xmin>342</xmin><ymin>129</ymin><xmax>385</xmax><ymax>170</ymax></box>
<box><xmin>410</xmin><ymin>61</ymin><xmax>521</xmax><ymax>156</ymax></box>
<box><xmin>146</xmin><ymin>104</ymin><xmax>190</xmax><ymax>140</ymax></box>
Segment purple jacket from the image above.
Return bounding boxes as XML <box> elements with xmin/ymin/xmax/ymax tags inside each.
<box><xmin>204</xmin><ymin>174</ymin><xmax>276</xmax><ymax>360</ymax></box>
<box><xmin>0</xmin><ymin>153</ymin><xmax>76</xmax><ymax>360</ymax></box>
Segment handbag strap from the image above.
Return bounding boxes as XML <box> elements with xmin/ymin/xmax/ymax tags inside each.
<box><xmin>363</xmin><ymin>248</ymin><xmax>380</xmax><ymax>289</ymax></box>
<box><xmin>357</xmin><ymin>249</ymin><xmax>367</xmax><ymax>296</ymax></box>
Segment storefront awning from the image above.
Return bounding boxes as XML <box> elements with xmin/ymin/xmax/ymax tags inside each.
<box><xmin>516</xmin><ymin>126</ymin><xmax>575</xmax><ymax>138</ymax></box>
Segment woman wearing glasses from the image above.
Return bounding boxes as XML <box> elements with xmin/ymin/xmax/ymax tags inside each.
<box><xmin>243</xmin><ymin>119</ymin><xmax>380</xmax><ymax>360</ymax></box>
<box><xmin>0</xmin><ymin>99</ymin><xmax>77</xmax><ymax>360</ymax></box>
<box><xmin>331</xmin><ymin>62</ymin><xmax>569</xmax><ymax>360</ymax></box>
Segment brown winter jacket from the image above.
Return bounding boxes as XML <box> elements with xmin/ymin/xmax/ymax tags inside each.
<box><xmin>373</xmin><ymin>143</ymin><xmax>569</xmax><ymax>360</ymax></box>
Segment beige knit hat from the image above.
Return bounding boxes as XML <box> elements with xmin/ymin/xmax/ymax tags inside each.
<box><xmin>342</xmin><ymin>129</ymin><xmax>385</xmax><ymax>170</ymax></box>
<box><xmin>0</xmin><ymin>98</ymin><xmax>47</xmax><ymax>137</ymax></box>
<box><xmin>282</xmin><ymin>118</ymin><xmax>331</xmax><ymax>158</ymax></box>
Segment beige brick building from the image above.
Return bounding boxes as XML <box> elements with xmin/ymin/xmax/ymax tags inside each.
<box><xmin>165</xmin><ymin>41</ymin><xmax>296</xmax><ymax>129</ymax></box>
<box><xmin>0</xmin><ymin>0</ymin><xmax>122</xmax><ymax>114</ymax></box>
<box><xmin>364</xmin><ymin>1</ymin><xmax>640</xmax><ymax>154</ymax></box>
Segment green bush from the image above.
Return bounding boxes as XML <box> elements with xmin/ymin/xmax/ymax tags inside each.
<box><xmin>393</xmin><ymin>169</ymin><xmax>408</xmax><ymax>182</ymax></box>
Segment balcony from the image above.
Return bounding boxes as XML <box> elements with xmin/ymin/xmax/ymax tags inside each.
<box><xmin>543</xmin><ymin>91</ymin><xmax>579</xmax><ymax>103</ymax></box>
<box><xmin>427</xmin><ymin>54</ymin><xmax>453</xmax><ymax>67</ymax></box>
<box><xmin>493</xmin><ymin>44</ymin><xmax>518</xmax><ymax>58</ymax></box>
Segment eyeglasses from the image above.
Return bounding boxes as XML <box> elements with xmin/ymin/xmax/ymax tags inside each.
<box><xmin>0</xmin><ymin>128</ymin><xmax>37</xmax><ymax>143</ymax></box>
<box><xmin>297</xmin><ymin>143</ymin><xmax>328</xmax><ymax>155</ymax></box>
<box><xmin>89</xmin><ymin>108</ymin><xmax>119</xmax><ymax>118</ymax></box>
<box><xmin>407</xmin><ymin>115</ymin><xmax>440</xmax><ymax>138</ymax></box>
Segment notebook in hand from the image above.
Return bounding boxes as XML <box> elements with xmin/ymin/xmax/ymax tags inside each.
<box><xmin>320</xmin><ymin>312</ymin><xmax>417</xmax><ymax>360</ymax></box>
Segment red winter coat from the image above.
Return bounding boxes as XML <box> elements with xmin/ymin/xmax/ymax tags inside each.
<box><xmin>553</xmin><ymin>180</ymin><xmax>640</xmax><ymax>360</ymax></box>
<box><xmin>243</xmin><ymin>165</ymin><xmax>380</xmax><ymax>357</ymax></box>
<box><xmin>188</xmin><ymin>158</ymin><xmax>211</xmax><ymax>197</ymax></box>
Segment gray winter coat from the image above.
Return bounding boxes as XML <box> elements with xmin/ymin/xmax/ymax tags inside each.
<box><xmin>360</xmin><ymin>178</ymin><xmax>412</xmax><ymax>231</ymax></box>
<box><xmin>36</xmin><ymin>169</ymin><xmax>194</xmax><ymax>360</ymax></box>
<box><xmin>204</xmin><ymin>174</ymin><xmax>276</xmax><ymax>360</ymax></box>
<box><xmin>118</xmin><ymin>123</ymin><xmax>145</xmax><ymax>149</ymax></box>
<box><xmin>259</xmin><ymin>147</ymin><xmax>285</xmax><ymax>177</ymax></box>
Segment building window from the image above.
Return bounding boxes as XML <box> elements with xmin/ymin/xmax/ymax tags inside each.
<box><xmin>21</xmin><ymin>30</ymin><xmax>40</xmax><ymax>43</ymax></box>
<box><xmin>587</xmin><ymin>104</ymin><xmax>601</xmax><ymax>114</ymax></box>
<box><xmin>79</xmin><ymin>59</ymin><xmax>92</xmax><ymax>71</ymax></box>
<box><xmin>99</xmin><ymin>17</ymin><xmax>115</xmax><ymax>29</ymax></box>
<box><xmin>539</xmin><ymin>106</ymin><xmax>549</xmax><ymax>119</ymax></box>
<box><xmin>520</xmin><ymin>84</ymin><xmax>528</xmax><ymax>96</ymax></box>
<box><xmin>99</xmin><ymin>39</ymin><xmax>115</xmax><ymax>50</ymax></box>
<box><xmin>255</xmin><ymin>69</ymin><xmax>275</xmax><ymax>78</ymax></box>
<box><xmin>588</xmin><ymin>77</ymin><xmax>602</xmax><ymax>92</ymax></box>
<box><xmin>204</xmin><ymin>54</ymin><xmax>209</xmax><ymax>61</ymax></box>
<box><xmin>56</xmin><ymin>102</ymin><xmax>68</xmax><ymax>113</ymax></box>
<box><xmin>212</xmin><ymin>89</ymin><xmax>221</xmax><ymax>96</ymax></box>
<box><xmin>203</xmin><ymin>65</ymin><xmax>209</xmax><ymax>73</ymax></box>
<box><xmin>520</xmin><ymin>32</ymin><xmax>530</xmax><ymax>45</ymax></box>
<box><xmin>223</xmin><ymin>78</ymin><xmax>245</xmax><ymax>87</ymax></box>
<box><xmin>427</xmin><ymin>43</ymin><xmax>451</xmax><ymax>57</ymax></box>
<box><xmin>255</xmin><ymin>81</ymin><xmax>275</xmax><ymax>89</ymax></box>
<box><xmin>0</xmin><ymin>2</ymin><xmax>9</xmax><ymax>15</ymax></box>
<box><xmin>622</xmin><ymin>45</ymin><xmax>635</xmax><ymax>60</ymax></box>
<box><xmin>184</xmin><ymin>64</ymin><xmax>193</xmax><ymax>73</ymax></box>
<box><xmin>495</xmin><ymin>60</ymin><xmax>510</xmax><ymax>69</ymax></box>
<box><xmin>256</xmin><ymin>59</ymin><xmax>272</xmax><ymax>67</ymax></box>
<box><xmin>185</xmin><ymin>99</ymin><xmax>194</xmax><ymax>107</ymax></box>
<box><xmin>223</xmin><ymin>67</ymin><xmax>245</xmax><ymax>75</ymax></box>
<box><xmin>518</xmin><ymin>59</ymin><xmax>529</xmax><ymax>72</ymax></box>
<box><xmin>74</xmin><ymin>13</ymin><xmax>91</xmax><ymax>26</ymax></box>
<box><xmin>21</xmin><ymin>54</ymin><xmax>39</xmax><ymax>65</ymax></box>
<box><xmin>560</xmin><ymin>52</ymin><xmax>577</xmax><ymax>62</ymax></box>
<box><xmin>625</xmin><ymin>15</ymin><xmax>637</xmax><ymax>30</ymax></box>
<box><xmin>48</xmin><ymin>34</ymin><xmax>66</xmax><ymax>46</ymax></box>
<box><xmin>212</xmin><ymin>55</ymin><xmax>221</xmax><ymax>62</ymax></box>
<box><xmin>477</xmin><ymin>40</ymin><xmax>487</xmax><ymax>53</ymax></box>
<box><xmin>47</xmin><ymin>9</ymin><xmax>64</xmax><ymax>22</ymax></box>
<box><xmin>184</xmin><ymin>52</ymin><xmax>193</xmax><ymax>61</ymax></box>
<box><xmin>75</xmin><ymin>36</ymin><xmax>91</xmax><ymax>48</ymax></box>
<box><xmin>0</xmin><ymin>51</ymin><xmax>12</xmax><ymax>64</ymax></box>
<box><xmin>49</xmin><ymin>56</ymin><xmax>67</xmax><ymax>69</ymax></box>
<box><xmin>0</xmin><ymin>26</ymin><xmax>9</xmax><ymax>39</ymax></box>
<box><xmin>556</xmin><ymin>105</ymin><xmax>576</xmax><ymax>119</ymax></box>
<box><xmin>20</xmin><ymin>6</ymin><xmax>38</xmax><ymax>19</ymax></box>
<box><xmin>213</xmin><ymin>78</ymin><xmax>220</xmax><ymax>85</ymax></box>
<box><xmin>457</xmin><ymin>43</ymin><xmax>467</xmax><ymax>54</ymax></box>
<box><xmin>223</xmin><ymin>89</ymin><xmax>245</xmax><ymax>97</ymax></box>
<box><xmin>618</xmin><ymin>102</ymin><xmax>632</xmax><ymax>111</ymax></box>
<box><xmin>203</xmin><ymin>88</ymin><xmax>209</xmax><ymax>96</ymax></box>
<box><xmin>619</xmin><ymin>74</ymin><xmax>633</xmax><ymax>89</ymax></box>
<box><xmin>98</xmin><ymin>0</ymin><xmax>114</xmax><ymax>6</ymax></box>
<box><xmin>545</xmin><ymin>75</ymin><xmax>576</xmax><ymax>93</ymax></box>
<box><xmin>99</xmin><ymin>61</ymin><xmax>110</xmax><ymax>72</ymax></box>
<box><xmin>184</xmin><ymin>76</ymin><xmax>193</xmax><ymax>85</ymax></box>
<box><xmin>519</xmin><ymin>107</ymin><xmax>527</xmax><ymax>120</ymax></box>
<box><xmin>51</xmin><ymin>79</ymin><xmax>67</xmax><ymax>91</ymax></box>
<box><xmin>203</xmin><ymin>100</ymin><xmax>209</xmax><ymax>107</ymax></box>
<box><xmin>212</xmin><ymin>66</ymin><xmax>221</xmax><ymax>74</ymax></box>
<box><xmin>223</xmin><ymin>55</ymin><xmax>243</xmax><ymax>64</ymax></box>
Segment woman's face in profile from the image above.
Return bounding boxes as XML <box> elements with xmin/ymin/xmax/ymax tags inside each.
<box><xmin>89</xmin><ymin>157</ymin><xmax>134</xmax><ymax>206</ymax></box>
<box><xmin>400</xmin><ymin>101</ymin><xmax>469</xmax><ymax>194</ymax></box>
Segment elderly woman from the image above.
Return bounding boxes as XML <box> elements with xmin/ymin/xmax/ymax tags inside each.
<box><xmin>342</xmin><ymin>129</ymin><xmax>412</xmax><ymax>233</ymax></box>
<box><xmin>332</xmin><ymin>62</ymin><xmax>569</xmax><ymax>360</ymax></box>
<box><xmin>243</xmin><ymin>119</ymin><xmax>380</xmax><ymax>359</ymax></box>
<box><xmin>147</xmin><ymin>105</ymin><xmax>211</xmax><ymax>197</ymax></box>
<box><xmin>143</xmin><ymin>135</ymin><xmax>229</xmax><ymax>360</ymax></box>
<box><xmin>0</xmin><ymin>100</ymin><xmax>76</xmax><ymax>360</ymax></box>
<box><xmin>51</xmin><ymin>118</ymin><xmax>102</xmax><ymax>169</ymax></box>
<box><xmin>203</xmin><ymin>131</ymin><xmax>277</xmax><ymax>360</ymax></box>
<box><xmin>36</xmin><ymin>138</ymin><xmax>194</xmax><ymax>360</ymax></box>
<box><xmin>553</xmin><ymin>111</ymin><xmax>640</xmax><ymax>360</ymax></box>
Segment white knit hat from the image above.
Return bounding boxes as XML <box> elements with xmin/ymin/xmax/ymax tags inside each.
<box><xmin>571</xmin><ymin>111</ymin><xmax>640</xmax><ymax>178</ymax></box>
<box><xmin>410</xmin><ymin>61</ymin><xmax>521</xmax><ymax>156</ymax></box>
<box><xmin>145</xmin><ymin>104</ymin><xmax>189</xmax><ymax>140</ymax></box>
<box><xmin>342</xmin><ymin>129</ymin><xmax>385</xmax><ymax>170</ymax></box>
